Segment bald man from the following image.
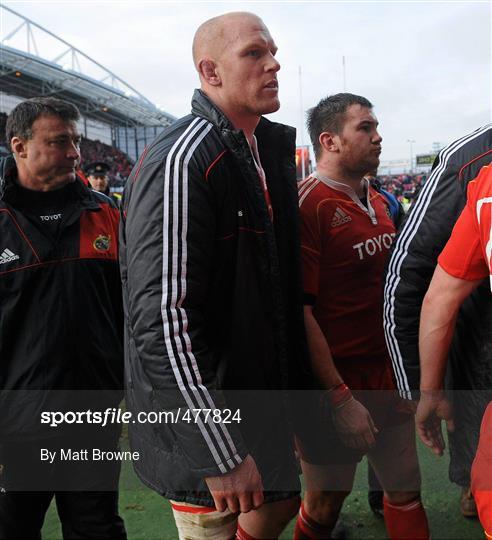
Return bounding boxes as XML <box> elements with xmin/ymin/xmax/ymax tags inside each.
<box><xmin>120</xmin><ymin>12</ymin><xmax>309</xmax><ymax>539</ymax></box>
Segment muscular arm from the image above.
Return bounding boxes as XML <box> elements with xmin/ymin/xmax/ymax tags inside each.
<box><xmin>416</xmin><ymin>264</ymin><xmax>481</xmax><ymax>454</ymax></box>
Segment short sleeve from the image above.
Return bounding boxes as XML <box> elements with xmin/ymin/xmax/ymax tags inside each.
<box><xmin>438</xmin><ymin>196</ymin><xmax>489</xmax><ymax>281</ymax></box>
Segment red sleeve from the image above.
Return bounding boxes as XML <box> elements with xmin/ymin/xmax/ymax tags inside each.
<box><xmin>438</xmin><ymin>194</ymin><xmax>489</xmax><ymax>281</ymax></box>
<box><xmin>299</xmin><ymin>199</ymin><xmax>321</xmax><ymax>303</ymax></box>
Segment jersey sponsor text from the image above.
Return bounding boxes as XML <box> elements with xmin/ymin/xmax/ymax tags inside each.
<box><xmin>353</xmin><ymin>233</ymin><xmax>395</xmax><ymax>260</ymax></box>
<box><xmin>40</xmin><ymin>214</ymin><xmax>62</xmax><ymax>221</ymax></box>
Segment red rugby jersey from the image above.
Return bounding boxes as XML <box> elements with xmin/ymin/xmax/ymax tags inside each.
<box><xmin>299</xmin><ymin>174</ymin><xmax>395</xmax><ymax>363</ymax></box>
<box><xmin>439</xmin><ymin>165</ymin><xmax>492</xmax><ymax>288</ymax></box>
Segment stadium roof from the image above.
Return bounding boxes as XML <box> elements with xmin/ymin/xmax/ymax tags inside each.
<box><xmin>0</xmin><ymin>5</ymin><xmax>176</xmax><ymax>128</ymax></box>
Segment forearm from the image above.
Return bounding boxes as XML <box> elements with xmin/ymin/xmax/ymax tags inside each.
<box><xmin>419</xmin><ymin>295</ymin><xmax>459</xmax><ymax>391</ymax></box>
<box><xmin>303</xmin><ymin>306</ymin><xmax>378</xmax><ymax>448</ymax></box>
<box><xmin>303</xmin><ymin>306</ymin><xmax>343</xmax><ymax>389</ymax></box>
<box><xmin>419</xmin><ymin>265</ymin><xmax>481</xmax><ymax>392</ymax></box>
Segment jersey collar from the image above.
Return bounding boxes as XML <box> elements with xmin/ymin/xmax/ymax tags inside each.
<box><xmin>311</xmin><ymin>171</ymin><xmax>378</xmax><ymax>225</ymax></box>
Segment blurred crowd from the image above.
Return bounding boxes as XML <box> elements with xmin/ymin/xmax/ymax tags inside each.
<box><xmin>378</xmin><ymin>173</ymin><xmax>427</xmax><ymax>201</ymax></box>
<box><xmin>79</xmin><ymin>138</ymin><xmax>133</xmax><ymax>186</ymax></box>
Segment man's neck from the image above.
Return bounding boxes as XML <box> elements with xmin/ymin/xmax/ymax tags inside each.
<box><xmin>221</xmin><ymin>108</ymin><xmax>259</xmax><ymax>146</ymax></box>
<box><xmin>16</xmin><ymin>171</ymin><xmax>72</xmax><ymax>193</ymax></box>
<box><xmin>206</xmin><ymin>92</ymin><xmax>260</xmax><ymax>145</ymax></box>
<box><xmin>316</xmin><ymin>163</ymin><xmax>365</xmax><ymax>197</ymax></box>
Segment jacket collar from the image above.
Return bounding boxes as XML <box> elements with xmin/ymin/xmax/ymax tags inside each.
<box><xmin>312</xmin><ymin>171</ymin><xmax>378</xmax><ymax>225</ymax></box>
<box><xmin>191</xmin><ymin>89</ymin><xmax>236</xmax><ymax>132</ymax></box>
<box><xmin>0</xmin><ymin>155</ymin><xmax>99</xmax><ymax>210</ymax></box>
<box><xmin>190</xmin><ymin>88</ymin><xmax>296</xmax><ymax>154</ymax></box>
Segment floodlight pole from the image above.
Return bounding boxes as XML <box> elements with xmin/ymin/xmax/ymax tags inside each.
<box><xmin>298</xmin><ymin>65</ymin><xmax>306</xmax><ymax>180</ymax></box>
<box><xmin>407</xmin><ymin>139</ymin><xmax>416</xmax><ymax>173</ymax></box>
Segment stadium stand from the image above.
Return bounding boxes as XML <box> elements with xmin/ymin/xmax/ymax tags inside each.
<box><xmin>80</xmin><ymin>138</ymin><xmax>134</xmax><ymax>186</ymax></box>
<box><xmin>0</xmin><ymin>5</ymin><xmax>174</xmax><ymax>177</ymax></box>
<box><xmin>379</xmin><ymin>172</ymin><xmax>427</xmax><ymax>201</ymax></box>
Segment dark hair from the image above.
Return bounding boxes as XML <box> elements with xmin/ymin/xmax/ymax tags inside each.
<box><xmin>6</xmin><ymin>97</ymin><xmax>80</xmax><ymax>150</ymax></box>
<box><xmin>307</xmin><ymin>93</ymin><xmax>373</xmax><ymax>159</ymax></box>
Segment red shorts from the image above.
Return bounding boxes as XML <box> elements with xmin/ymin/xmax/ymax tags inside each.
<box><xmin>295</xmin><ymin>358</ymin><xmax>412</xmax><ymax>465</ymax></box>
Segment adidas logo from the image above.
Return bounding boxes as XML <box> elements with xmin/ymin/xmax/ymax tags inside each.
<box><xmin>331</xmin><ymin>207</ymin><xmax>352</xmax><ymax>228</ymax></box>
<box><xmin>0</xmin><ymin>248</ymin><xmax>20</xmax><ymax>265</ymax></box>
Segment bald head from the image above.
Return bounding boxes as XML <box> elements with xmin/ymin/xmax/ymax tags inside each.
<box><xmin>192</xmin><ymin>12</ymin><xmax>265</xmax><ymax>69</ymax></box>
<box><xmin>191</xmin><ymin>11</ymin><xmax>280</xmax><ymax>133</ymax></box>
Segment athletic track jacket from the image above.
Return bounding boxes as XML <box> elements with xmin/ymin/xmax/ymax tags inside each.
<box><xmin>120</xmin><ymin>90</ymin><xmax>308</xmax><ymax>504</ymax></box>
<box><xmin>384</xmin><ymin>124</ymin><xmax>492</xmax><ymax>484</ymax></box>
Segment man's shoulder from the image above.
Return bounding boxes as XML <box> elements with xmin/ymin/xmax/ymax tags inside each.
<box><xmin>145</xmin><ymin>114</ymin><xmax>224</xmax><ymax>167</ymax></box>
<box><xmin>127</xmin><ymin>114</ymin><xmax>226</xmax><ymax>189</ymax></box>
<box><xmin>469</xmin><ymin>165</ymin><xmax>492</xmax><ymax>205</ymax></box>
<box><xmin>90</xmin><ymin>189</ymin><xmax>120</xmax><ymax>211</ymax></box>
<box><xmin>298</xmin><ymin>176</ymin><xmax>321</xmax><ymax>203</ymax></box>
<box><xmin>456</xmin><ymin>123</ymin><xmax>492</xmax><ymax>156</ymax></box>
<box><xmin>435</xmin><ymin>123</ymin><xmax>492</xmax><ymax>181</ymax></box>
<box><xmin>298</xmin><ymin>176</ymin><xmax>335</xmax><ymax>210</ymax></box>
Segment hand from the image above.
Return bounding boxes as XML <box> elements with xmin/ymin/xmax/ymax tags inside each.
<box><xmin>332</xmin><ymin>397</ymin><xmax>378</xmax><ymax>450</ymax></box>
<box><xmin>205</xmin><ymin>454</ymin><xmax>264</xmax><ymax>513</ymax></box>
<box><xmin>396</xmin><ymin>398</ymin><xmax>418</xmax><ymax>415</ymax></box>
<box><xmin>415</xmin><ymin>390</ymin><xmax>454</xmax><ymax>456</ymax></box>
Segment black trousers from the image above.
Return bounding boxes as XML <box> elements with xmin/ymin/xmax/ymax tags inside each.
<box><xmin>0</xmin><ymin>429</ymin><xmax>127</xmax><ymax>539</ymax></box>
<box><xmin>0</xmin><ymin>490</ymin><xmax>126</xmax><ymax>539</ymax></box>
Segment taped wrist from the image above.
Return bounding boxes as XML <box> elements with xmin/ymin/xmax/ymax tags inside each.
<box><xmin>326</xmin><ymin>383</ymin><xmax>353</xmax><ymax>409</ymax></box>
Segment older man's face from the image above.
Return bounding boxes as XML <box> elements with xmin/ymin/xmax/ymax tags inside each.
<box><xmin>16</xmin><ymin>114</ymin><xmax>81</xmax><ymax>190</ymax></box>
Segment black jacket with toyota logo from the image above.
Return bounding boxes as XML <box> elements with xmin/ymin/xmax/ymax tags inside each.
<box><xmin>0</xmin><ymin>156</ymin><xmax>123</xmax><ymax>442</ymax></box>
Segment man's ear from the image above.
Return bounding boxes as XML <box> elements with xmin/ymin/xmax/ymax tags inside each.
<box><xmin>11</xmin><ymin>137</ymin><xmax>28</xmax><ymax>158</ymax></box>
<box><xmin>198</xmin><ymin>59</ymin><xmax>221</xmax><ymax>86</ymax></box>
<box><xmin>319</xmin><ymin>132</ymin><xmax>339</xmax><ymax>153</ymax></box>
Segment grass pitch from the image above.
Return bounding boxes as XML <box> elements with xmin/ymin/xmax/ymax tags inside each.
<box><xmin>42</xmin><ymin>438</ymin><xmax>484</xmax><ymax>539</ymax></box>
